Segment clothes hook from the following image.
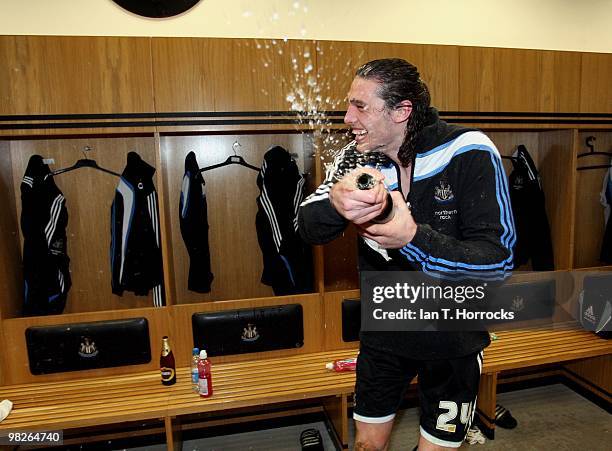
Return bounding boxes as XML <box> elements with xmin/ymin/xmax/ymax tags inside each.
<box><xmin>82</xmin><ymin>145</ymin><xmax>92</xmax><ymax>159</ymax></box>
<box><xmin>232</xmin><ymin>141</ymin><xmax>241</xmax><ymax>156</ymax></box>
<box><xmin>586</xmin><ymin>136</ymin><xmax>596</xmax><ymax>153</ymax></box>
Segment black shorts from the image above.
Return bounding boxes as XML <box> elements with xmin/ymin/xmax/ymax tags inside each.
<box><xmin>353</xmin><ymin>344</ymin><xmax>483</xmax><ymax>448</ymax></box>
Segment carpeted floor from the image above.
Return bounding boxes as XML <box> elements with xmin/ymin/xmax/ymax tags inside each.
<box><xmin>367</xmin><ymin>384</ymin><xmax>610</xmax><ymax>450</ymax></box>
<box><xmin>126</xmin><ymin>383</ymin><xmax>610</xmax><ymax>451</ymax></box>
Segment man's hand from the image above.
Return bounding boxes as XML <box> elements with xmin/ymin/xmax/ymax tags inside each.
<box><xmin>329</xmin><ymin>168</ymin><xmax>388</xmax><ymax>225</ymax></box>
<box><xmin>357</xmin><ymin>191</ymin><xmax>417</xmax><ymax>248</ymax></box>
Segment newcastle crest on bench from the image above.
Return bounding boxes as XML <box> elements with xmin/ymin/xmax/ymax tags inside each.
<box><xmin>26</xmin><ymin>318</ymin><xmax>151</xmax><ymax>374</ymax></box>
<box><xmin>192</xmin><ymin>304</ymin><xmax>304</xmax><ymax>356</ymax></box>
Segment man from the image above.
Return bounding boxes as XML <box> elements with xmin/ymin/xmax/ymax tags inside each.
<box><xmin>298</xmin><ymin>59</ymin><xmax>514</xmax><ymax>450</ymax></box>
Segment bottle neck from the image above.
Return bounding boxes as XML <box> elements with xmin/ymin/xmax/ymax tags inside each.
<box><xmin>161</xmin><ymin>340</ymin><xmax>171</xmax><ymax>357</ymax></box>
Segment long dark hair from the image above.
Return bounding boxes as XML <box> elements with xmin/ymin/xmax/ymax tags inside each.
<box><xmin>356</xmin><ymin>59</ymin><xmax>431</xmax><ymax>166</ymax></box>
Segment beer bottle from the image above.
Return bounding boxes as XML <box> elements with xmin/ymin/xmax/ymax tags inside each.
<box><xmin>160</xmin><ymin>336</ymin><xmax>176</xmax><ymax>386</ymax></box>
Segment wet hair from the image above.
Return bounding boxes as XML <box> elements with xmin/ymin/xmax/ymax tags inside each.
<box><xmin>356</xmin><ymin>58</ymin><xmax>431</xmax><ymax>166</ymax></box>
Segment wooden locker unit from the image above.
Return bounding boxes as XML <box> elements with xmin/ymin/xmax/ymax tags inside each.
<box><xmin>0</xmin><ymin>35</ymin><xmax>609</xmax><ymax>439</ymax></box>
<box><xmin>160</xmin><ymin>132</ymin><xmax>313</xmax><ymax>304</ymax></box>
<box><xmin>487</xmin><ymin>129</ymin><xmax>576</xmax><ymax>271</ymax></box>
<box><xmin>6</xmin><ymin>136</ymin><xmax>160</xmax><ymax>315</ymax></box>
<box><xmin>574</xmin><ymin>131</ymin><xmax>612</xmax><ymax>268</ymax></box>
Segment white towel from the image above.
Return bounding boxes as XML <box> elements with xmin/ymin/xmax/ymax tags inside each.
<box><xmin>0</xmin><ymin>399</ymin><xmax>13</xmax><ymax>422</ymax></box>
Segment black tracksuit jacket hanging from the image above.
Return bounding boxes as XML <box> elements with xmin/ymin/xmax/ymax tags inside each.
<box><xmin>299</xmin><ymin>109</ymin><xmax>515</xmax><ymax>359</ymax></box>
<box><xmin>21</xmin><ymin>155</ymin><xmax>71</xmax><ymax>316</ymax></box>
<box><xmin>600</xmin><ymin>164</ymin><xmax>612</xmax><ymax>263</ymax></box>
<box><xmin>179</xmin><ymin>151</ymin><xmax>214</xmax><ymax>293</ymax></box>
<box><xmin>256</xmin><ymin>146</ymin><xmax>313</xmax><ymax>295</ymax></box>
<box><xmin>110</xmin><ymin>152</ymin><xmax>164</xmax><ymax>306</ymax></box>
<box><xmin>509</xmin><ymin>145</ymin><xmax>555</xmax><ymax>270</ymax></box>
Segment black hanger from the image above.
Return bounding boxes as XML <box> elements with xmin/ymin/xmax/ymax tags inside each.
<box><xmin>501</xmin><ymin>155</ymin><xmax>518</xmax><ymax>162</ymax></box>
<box><xmin>200</xmin><ymin>142</ymin><xmax>260</xmax><ymax>173</ymax></box>
<box><xmin>577</xmin><ymin>136</ymin><xmax>612</xmax><ymax>171</ymax></box>
<box><xmin>52</xmin><ymin>147</ymin><xmax>120</xmax><ymax>177</ymax></box>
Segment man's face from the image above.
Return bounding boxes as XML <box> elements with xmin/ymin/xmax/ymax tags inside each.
<box><xmin>344</xmin><ymin>77</ymin><xmax>407</xmax><ymax>156</ymax></box>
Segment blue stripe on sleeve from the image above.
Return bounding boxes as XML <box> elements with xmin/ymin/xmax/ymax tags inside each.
<box><xmin>400</xmin><ymin>146</ymin><xmax>515</xmax><ymax>275</ymax></box>
<box><xmin>414</xmin><ymin>145</ymin><xmax>493</xmax><ymax>182</ymax></box>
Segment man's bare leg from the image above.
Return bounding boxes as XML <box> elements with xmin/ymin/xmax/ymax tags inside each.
<box><xmin>417</xmin><ymin>434</ymin><xmax>457</xmax><ymax>451</ymax></box>
<box><xmin>354</xmin><ymin>419</ymin><xmax>394</xmax><ymax>451</ymax></box>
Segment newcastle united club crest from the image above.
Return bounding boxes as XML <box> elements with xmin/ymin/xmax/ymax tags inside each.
<box><xmin>78</xmin><ymin>336</ymin><xmax>99</xmax><ymax>358</ymax></box>
<box><xmin>241</xmin><ymin>324</ymin><xmax>260</xmax><ymax>342</ymax></box>
<box><xmin>511</xmin><ymin>296</ymin><xmax>525</xmax><ymax>312</ymax></box>
<box><xmin>434</xmin><ymin>180</ymin><xmax>454</xmax><ymax>203</ymax></box>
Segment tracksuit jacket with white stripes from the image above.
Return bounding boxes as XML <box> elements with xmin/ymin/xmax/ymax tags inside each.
<box><xmin>110</xmin><ymin>152</ymin><xmax>164</xmax><ymax>306</ymax></box>
<box><xmin>509</xmin><ymin>145</ymin><xmax>554</xmax><ymax>270</ymax></box>
<box><xmin>21</xmin><ymin>155</ymin><xmax>71</xmax><ymax>316</ymax></box>
<box><xmin>179</xmin><ymin>151</ymin><xmax>214</xmax><ymax>293</ymax></box>
<box><xmin>298</xmin><ymin>109</ymin><xmax>515</xmax><ymax>359</ymax></box>
<box><xmin>600</xmin><ymin>164</ymin><xmax>612</xmax><ymax>264</ymax></box>
<box><xmin>256</xmin><ymin>146</ymin><xmax>313</xmax><ymax>295</ymax></box>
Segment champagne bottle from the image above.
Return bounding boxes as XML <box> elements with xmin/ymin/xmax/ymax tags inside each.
<box><xmin>160</xmin><ymin>336</ymin><xmax>176</xmax><ymax>386</ymax></box>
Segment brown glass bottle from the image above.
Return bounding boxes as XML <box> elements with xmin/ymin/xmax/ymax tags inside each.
<box><xmin>160</xmin><ymin>336</ymin><xmax>176</xmax><ymax>385</ymax></box>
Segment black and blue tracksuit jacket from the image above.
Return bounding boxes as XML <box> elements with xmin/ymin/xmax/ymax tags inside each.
<box><xmin>21</xmin><ymin>155</ymin><xmax>71</xmax><ymax>316</ymax></box>
<box><xmin>298</xmin><ymin>109</ymin><xmax>515</xmax><ymax>359</ymax></box>
<box><xmin>110</xmin><ymin>152</ymin><xmax>164</xmax><ymax>306</ymax></box>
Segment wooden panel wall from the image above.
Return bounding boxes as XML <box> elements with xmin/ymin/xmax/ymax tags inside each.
<box><xmin>0</xmin><ymin>36</ymin><xmax>608</xmax><ymax>117</ymax></box>
<box><xmin>0</xmin><ymin>141</ymin><xmax>21</xmax><ymax>319</ymax></box>
<box><xmin>8</xmin><ymin>137</ymin><xmax>159</xmax><ymax>315</ymax></box>
<box><xmin>310</xmin><ymin>131</ymin><xmax>360</xmax><ymax>291</ymax></box>
<box><xmin>538</xmin><ymin>130</ymin><xmax>576</xmax><ymax>270</ymax></box>
<box><xmin>458</xmin><ymin>47</ymin><xmax>496</xmax><ymax>112</ymax></box>
<box><xmin>459</xmin><ymin>47</ymin><xmax>582</xmax><ymax>112</ymax></box>
<box><xmin>573</xmin><ymin>131</ymin><xmax>612</xmax><ymax>268</ymax></box>
<box><xmin>161</xmin><ymin>133</ymin><xmax>312</xmax><ymax>303</ymax></box>
<box><xmin>1</xmin><ymin>307</ymin><xmax>171</xmax><ymax>385</ymax></box>
<box><xmin>311</xmin><ymin>40</ymin><xmax>354</xmax><ymax>113</ymax></box>
<box><xmin>152</xmin><ymin>38</ymin><xmax>316</xmax><ymax>112</ymax></box>
<box><xmin>353</xmin><ymin>42</ymin><xmax>460</xmax><ymax>112</ymax></box>
<box><xmin>540</xmin><ymin>51</ymin><xmax>582</xmax><ymax>113</ymax></box>
<box><xmin>580</xmin><ymin>52</ymin><xmax>612</xmax><ymax>113</ymax></box>
<box><xmin>324</xmin><ymin>229</ymin><xmax>360</xmax><ymax>291</ymax></box>
<box><xmin>0</xmin><ymin>36</ymin><xmax>154</xmax><ymax>115</ymax></box>
<box><xmin>314</xmin><ymin>41</ymin><xmax>460</xmax><ymax>112</ymax></box>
